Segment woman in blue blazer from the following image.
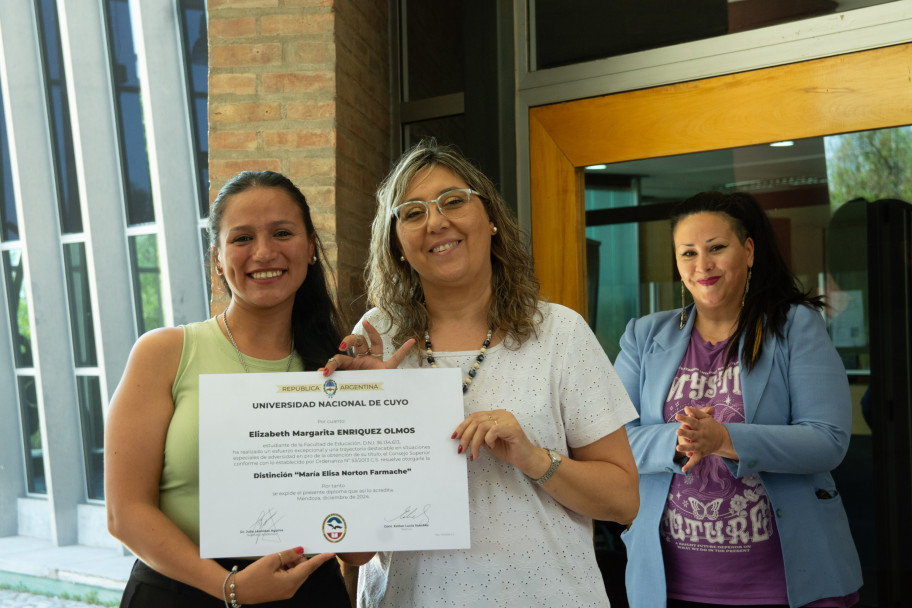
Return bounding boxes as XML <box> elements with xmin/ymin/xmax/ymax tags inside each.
<box><xmin>615</xmin><ymin>191</ymin><xmax>862</xmax><ymax>607</ymax></box>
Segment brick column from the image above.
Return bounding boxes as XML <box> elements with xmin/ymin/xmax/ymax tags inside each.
<box><xmin>208</xmin><ymin>0</ymin><xmax>390</xmax><ymax>328</ymax></box>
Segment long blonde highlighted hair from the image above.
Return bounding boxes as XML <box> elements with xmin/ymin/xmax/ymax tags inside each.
<box><xmin>366</xmin><ymin>139</ymin><xmax>541</xmax><ymax>348</ymax></box>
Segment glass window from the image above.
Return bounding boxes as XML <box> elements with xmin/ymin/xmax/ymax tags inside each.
<box><xmin>585</xmin><ymin>186</ymin><xmax>645</xmax><ymax>362</ymax></box>
<box><xmin>0</xmin><ymin>70</ymin><xmax>17</xmax><ymax>242</ymax></box>
<box><xmin>532</xmin><ymin>0</ymin><xmax>899</xmax><ymax>70</ymax></box>
<box><xmin>403</xmin><ymin>115</ymin><xmax>468</xmax><ymax>154</ymax></box>
<box><xmin>3</xmin><ymin>249</ymin><xmax>33</xmax><ymax>368</ymax></box>
<box><xmin>18</xmin><ymin>375</ymin><xmax>45</xmax><ymax>494</ymax></box>
<box><xmin>76</xmin><ymin>375</ymin><xmax>104</xmax><ymax>500</ymax></box>
<box><xmin>201</xmin><ymin>227</ymin><xmax>212</xmax><ymax>302</ymax></box>
<box><xmin>63</xmin><ymin>242</ymin><xmax>97</xmax><ymax>367</ymax></box>
<box><xmin>403</xmin><ymin>0</ymin><xmax>464</xmax><ymax>101</ymax></box>
<box><xmin>178</xmin><ymin>0</ymin><xmax>209</xmax><ymax>219</ymax></box>
<box><xmin>585</xmin><ymin>125</ymin><xmax>912</xmax><ymax>376</ymax></box>
<box><xmin>105</xmin><ymin>0</ymin><xmax>154</xmax><ymax>226</ymax></box>
<box><xmin>129</xmin><ymin>233</ymin><xmax>164</xmax><ymax>334</ymax></box>
<box><xmin>35</xmin><ymin>0</ymin><xmax>82</xmax><ymax>233</ymax></box>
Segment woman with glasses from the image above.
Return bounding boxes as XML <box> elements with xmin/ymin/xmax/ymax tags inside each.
<box><xmin>327</xmin><ymin>139</ymin><xmax>640</xmax><ymax>606</ymax></box>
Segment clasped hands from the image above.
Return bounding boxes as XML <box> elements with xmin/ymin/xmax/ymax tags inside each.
<box><xmin>674</xmin><ymin>406</ymin><xmax>736</xmax><ymax>473</ymax></box>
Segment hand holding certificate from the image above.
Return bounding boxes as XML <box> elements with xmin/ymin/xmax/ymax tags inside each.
<box><xmin>199</xmin><ymin>368</ymin><xmax>470</xmax><ymax>558</ymax></box>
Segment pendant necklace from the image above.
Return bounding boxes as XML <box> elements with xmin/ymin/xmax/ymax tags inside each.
<box><xmin>424</xmin><ymin>328</ymin><xmax>493</xmax><ymax>393</ymax></box>
<box><xmin>222</xmin><ymin>309</ymin><xmax>295</xmax><ymax>373</ymax></box>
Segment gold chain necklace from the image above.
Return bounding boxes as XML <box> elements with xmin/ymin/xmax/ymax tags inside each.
<box><xmin>222</xmin><ymin>309</ymin><xmax>295</xmax><ymax>373</ymax></box>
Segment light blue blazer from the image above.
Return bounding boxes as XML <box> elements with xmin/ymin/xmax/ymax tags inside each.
<box><xmin>615</xmin><ymin>303</ymin><xmax>862</xmax><ymax>608</ymax></box>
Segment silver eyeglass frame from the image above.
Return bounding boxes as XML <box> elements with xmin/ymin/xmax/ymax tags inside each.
<box><xmin>390</xmin><ymin>188</ymin><xmax>481</xmax><ymax>228</ymax></box>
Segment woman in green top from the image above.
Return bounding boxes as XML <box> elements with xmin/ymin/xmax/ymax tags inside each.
<box><xmin>105</xmin><ymin>171</ymin><xmax>408</xmax><ymax>607</ymax></box>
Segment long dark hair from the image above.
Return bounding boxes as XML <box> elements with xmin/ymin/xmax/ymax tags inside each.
<box><xmin>208</xmin><ymin>170</ymin><xmax>344</xmax><ymax>370</ymax></box>
<box><xmin>670</xmin><ymin>191</ymin><xmax>823</xmax><ymax>371</ymax></box>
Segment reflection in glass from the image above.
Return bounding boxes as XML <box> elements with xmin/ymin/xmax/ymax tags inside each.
<box><xmin>179</xmin><ymin>0</ymin><xmax>210</xmax><ymax>219</ymax></box>
<box><xmin>105</xmin><ymin>0</ymin><xmax>154</xmax><ymax>226</ymax></box>
<box><xmin>129</xmin><ymin>234</ymin><xmax>164</xmax><ymax>334</ymax></box>
<box><xmin>35</xmin><ymin>0</ymin><xmax>82</xmax><ymax>233</ymax></box>
<box><xmin>63</xmin><ymin>243</ymin><xmax>98</xmax><ymax>367</ymax></box>
<box><xmin>585</xmin><ymin>188</ymin><xmax>642</xmax><ymax>362</ymax></box>
<box><xmin>77</xmin><ymin>376</ymin><xmax>105</xmax><ymax>500</ymax></box>
<box><xmin>18</xmin><ymin>375</ymin><xmax>45</xmax><ymax>494</ymax></box>
<box><xmin>532</xmin><ymin>0</ymin><xmax>898</xmax><ymax>70</ymax></box>
<box><xmin>3</xmin><ymin>249</ymin><xmax>33</xmax><ymax>367</ymax></box>
<box><xmin>825</xmin><ymin>129</ymin><xmax>912</xmax><ymax>206</ymax></box>
<box><xmin>0</xmin><ymin>71</ymin><xmax>17</xmax><ymax>242</ymax></box>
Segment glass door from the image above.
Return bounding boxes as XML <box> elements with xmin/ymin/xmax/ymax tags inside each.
<box><xmin>528</xmin><ymin>43</ymin><xmax>912</xmax><ymax>607</ymax></box>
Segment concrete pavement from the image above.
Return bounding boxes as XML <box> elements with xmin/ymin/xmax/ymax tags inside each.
<box><xmin>0</xmin><ymin>536</ymin><xmax>131</xmax><ymax>607</ymax></box>
<box><xmin>0</xmin><ymin>589</ymin><xmax>107</xmax><ymax>608</ymax></box>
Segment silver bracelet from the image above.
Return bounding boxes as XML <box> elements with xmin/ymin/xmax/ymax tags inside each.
<box><xmin>222</xmin><ymin>565</ymin><xmax>242</xmax><ymax>608</ymax></box>
<box><xmin>530</xmin><ymin>448</ymin><xmax>562</xmax><ymax>486</ymax></box>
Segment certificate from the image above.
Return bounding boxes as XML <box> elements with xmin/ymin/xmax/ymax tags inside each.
<box><xmin>198</xmin><ymin>369</ymin><xmax>470</xmax><ymax>557</ymax></box>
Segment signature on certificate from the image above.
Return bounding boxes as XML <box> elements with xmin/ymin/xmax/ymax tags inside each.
<box><xmin>247</xmin><ymin>508</ymin><xmax>284</xmax><ymax>543</ymax></box>
<box><xmin>385</xmin><ymin>504</ymin><xmax>432</xmax><ymax>526</ymax></box>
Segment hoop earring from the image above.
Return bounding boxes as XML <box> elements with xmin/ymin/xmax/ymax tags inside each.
<box><xmin>741</xmin><ymin>268</ymin><xmax>752</xmax><ymax>310</ymax></box>
<box><xmin>679</xmin><ymin>281</ymin><xmax>687</xmax><ymax>329</ymax></box>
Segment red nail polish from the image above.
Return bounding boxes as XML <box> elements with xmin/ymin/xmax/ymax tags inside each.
<box><xmin>451</xmin><ymin>431</ymin><xmax>457</xmax><ymax>439</ymax></box>
<box><xmin>339</xmin><ymin>342</ymin><xmax>347</xmax><ymax>350</ymax></box>
<box><xmin>294</xmin><ymin>546</ymin><xmax>304</xmax><ymax>555</ymax></box>
<box><xmin>457</xmin><ymin>445</ymin><xmax>463</xmax><ymax>454</ymax></box>
<box><xmin>323</xmin><ymin>369</ymin><xmax>329</xmax><ymax>377</ymax></box>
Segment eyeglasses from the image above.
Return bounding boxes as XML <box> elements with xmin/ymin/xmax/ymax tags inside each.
<box><xmin>391</xmin><ymin>189</ymin><xmax>480</xmax><ymax>229</ymax></box>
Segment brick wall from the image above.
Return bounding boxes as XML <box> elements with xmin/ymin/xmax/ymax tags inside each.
<box><xmin>207</xmin><ymin>0</ymin><xmax>390</xmax><ymax>329</ymax></box>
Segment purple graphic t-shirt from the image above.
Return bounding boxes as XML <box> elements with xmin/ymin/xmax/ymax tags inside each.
<box><xmin>661</xmin><ymin>329</ymin><xmax>788</xmax><ymax>605</ymax></box>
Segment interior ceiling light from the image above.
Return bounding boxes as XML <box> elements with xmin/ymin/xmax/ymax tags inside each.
<box><xmin>769</xmin><ymin>140</ymin><xmax>795</xmax><ymax>147</ymax></box>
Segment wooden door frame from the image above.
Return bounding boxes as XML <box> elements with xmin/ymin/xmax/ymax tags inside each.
<box><xmin>529</xmin><ymin>42</ymin><xmax>912</xmax><ymax>316</ymax></box>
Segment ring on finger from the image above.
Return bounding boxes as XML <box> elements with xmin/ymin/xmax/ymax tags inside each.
<box><xmin>327</xmin><ymin>357</ymin><xmax>337</xmax><ymax>364</ymax></box>
<box><xmin>370</xmin><ymin>353</ymin><xmax>383</xmax><ymax>358</ymax></box>
<box><xmin>355</xmin><ymin>335</ymin><xmax>364</xmax><ymax>347</ymax></box>
<box><xmin>278</xmin><ymin>552</ymin><xmax>285</xmax><ymax>567</ymax></box>
<box><xmin>355</xmin><ymin>352</ymin><xmax>369</xmax><ymax>358</ymax></box>
<box><xmin>346</xmin><ymin>346</ymin><xmax>357</xmax><ymax>357</ymax></box>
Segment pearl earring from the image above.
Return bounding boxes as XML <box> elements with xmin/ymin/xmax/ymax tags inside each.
<box><xmin>400</xmin><ymin>255</ymin><xmax>406</xmax><ymax>262</ymax></box>
<box><xmin>492</xmin><ymin>226</ymin><xmax>498</xmax><ymax>235</ymax></box>
<box><xmin>312</xmin><ymin>255</ymin><xmax>317</xmax><ymax>263</ymax></box>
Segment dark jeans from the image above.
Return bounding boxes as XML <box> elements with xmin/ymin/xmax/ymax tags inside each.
<box><xmin>119</xmin><ymin>557</ymin><xmax>349</xmax><ymax>608</ymax></box>
<box><xmin>668</xmin><ymin>601</ymin><xmax>788</xmax><ymax>608</ymax></box>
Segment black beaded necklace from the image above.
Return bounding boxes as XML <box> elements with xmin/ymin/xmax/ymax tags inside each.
<box><xmin>424</xmin><ymin>328</ymin><xmax>493</xmax><ymax>394</ymax></box>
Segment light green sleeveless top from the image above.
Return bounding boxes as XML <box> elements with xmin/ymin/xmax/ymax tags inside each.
<box><xmin>160</xmin><ymin>317</ymin><xmax>304</xmax><ymax>546</ymax></box>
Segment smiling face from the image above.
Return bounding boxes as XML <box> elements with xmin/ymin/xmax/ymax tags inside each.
<box><xmin>395</xmin><ymin>165</ymin><xmax>496</xmax><ymax>292</ymax></box>
<box><xmin>213</xmin><ymin>186</ymin><xmax>315</xmax><ymax>312</ymax></box>
<box><xmin>674</xmin><ymin>211</ymin><xmax>754</xmax><ymax>320</ymax></box>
